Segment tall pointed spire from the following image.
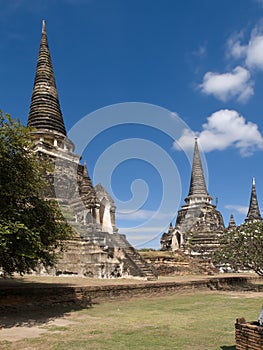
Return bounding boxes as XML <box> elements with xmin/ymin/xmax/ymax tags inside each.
<box><xmin>27</xmin><ymin>20</ymin><xmax>66</xmax><ymax>136</ymax></box>
<box><xmin>161</xmin><ymin>138</ymin><xmax>225</xmax><ymax>254</ymax></box>
<box><xmin>245</xmin><ymin>178</ymin><xmax>262</xmax><ymax>223</ymax></box>
<box><xmin>228</xmin><ymin>213</ymin><xmax>237</xmax><ymax>230</ymax></box>
<box><xmin>185</xmin><ymin>138</ymin><xmax>211</xmax><ymax>205</ymax></box>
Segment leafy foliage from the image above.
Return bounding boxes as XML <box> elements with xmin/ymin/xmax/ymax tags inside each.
<box><xmin>215</xmin><ymin>221</ymin><xmax>263</xmax><ymax>275</ymax></box>
<box><xmin>0</xmin><ymin>111</ymin><xmax>72</xmax><ymax>276</ymax></box>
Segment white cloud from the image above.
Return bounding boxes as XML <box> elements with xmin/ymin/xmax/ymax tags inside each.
<box><xmin>226</xmin><ymin>32</ymin><xmax>247</xmax><ymax>60</ymax></box>
<box><xmin>200</xmin><ymin>22</ymin><xmax>263</xmax><ymax>103</ymax></box>
<box><xmin>227</xmin><ymin>24</ymin><xmax>263</xmax><ymax>71</ymax></box>
<box><xmin>116</xmin><ymin>209</ymin><xmax>174</xmax><ymax>221</ymax></box>
<box><xmin>174</xmin><ymin>109</ymin><xmax>263</xmax><ymax>156</ymax></box>
<box><xmin>120</xmin><ymin>226</ymin><xmax>166</xmax><ymax>234</ymax></box>
<box><xmin>225</xmin><ymin>205</ymin><xmax>248</xmax><ymax>215</ymax></box>
<box><xmin>245</xmin><ymin>34</ymin><xmax>263</xmax><ymax>69</ymax></box>
<box><xmin>173</xmin><ymin>129</ymin><xmax>197</xmax><ymax>151</ymax></box>
<box><xmin>199</xmin><ymin>66</ymin><xmax>254</xmax><ymax>102</ymax></box>
<box><xmin>118</xmin><ymin>226</ymin><xmax>167</xmax><ymax>248</ymax></box>
<box><xmin>193</xmin><ymin>44</ymin><xmax>207</xmax><ymax>58</ymax></box>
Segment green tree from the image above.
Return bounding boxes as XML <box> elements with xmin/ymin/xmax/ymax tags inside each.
<box><xmin>215</xmin><ymin>221</ymin><xmax>263</xmax><ymax>276</ymax></box>
<box><xmin>0</xmin><ymin>111</ymin><xmax>72</xmax><ymax>276</ymax></box>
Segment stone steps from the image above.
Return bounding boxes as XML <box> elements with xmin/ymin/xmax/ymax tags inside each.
<box><xmin>112</xmin><ymin>234</ymin><xmax>158</xmax><ymax>280</ymax></box>
<box><xmin>54</xmin><ymin>205</ymin><xmax>158</xmax><ymax>279</ymax></box>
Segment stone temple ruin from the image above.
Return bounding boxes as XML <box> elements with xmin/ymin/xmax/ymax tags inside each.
<box><xmin>160</xmin><ymin>138</ymin><xmax>262</xmax><ymax>259</ymax></box>
<box><xmin>27</xmin><ymin>20</ymin><xmax>157</xmax><ymax>280</ymax></box>
<box><xmin>20</xmin><ymin>20</ymin><xmax>263</xmax><ymax>275</ymax></box>
<box><xmin>226</xmin><ymin>177</ymin><xmax>262</xmax><ymax>233</ymax></box>
<box><xmin>161</xmin><ymin>138</ymin><xmax>225</xmax><ymax>257</ymax></box>
<box><xmin>244</xmin><ymin>178</ymin><xmax>262</xmax><ymax>224</ymax></box>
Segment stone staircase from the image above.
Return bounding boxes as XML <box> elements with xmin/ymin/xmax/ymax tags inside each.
<box><xmin>111</xmin><ymin>234</ymin><xmax>158</xmax><ymax>281</ymax></box>
<box><xmin>58</xmin><ymin>202</ymin><xmax>158</xmax><ymax>280</ymax></box>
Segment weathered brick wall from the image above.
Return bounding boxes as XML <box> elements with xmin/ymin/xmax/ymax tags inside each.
<box><xmin>235</xmin><ymin>318</ymin><xmax>263</xmax><ymax>350</ymax></box>
<box><xmin>0</xmin><ymin>276</ymin><xmax>256</xmax><ymax>312</ymax></box>
<box><xmin>142</xmin><ymin>253</ymin><xmax>218</xmax><ymax>275</ymax></box>
<box><xmin>0</xmin><ymin>285</ymin><xmax>92</xmax><ymax>311</ymax></box>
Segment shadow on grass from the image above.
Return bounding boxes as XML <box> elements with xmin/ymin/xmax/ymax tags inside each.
<box><xmin>0</xmin><ymin>277</ymin><xmax>93</xmax><ymax>328</ymax></box>
<box><xmin>0</xmin><ymin>304</ymin><xmax>92</xmax><ymax>328</ymax></box>
<box><xmin>221</xmin><ymin>346</ymin><xmax>236</xmax><ymax>350</ymax></box>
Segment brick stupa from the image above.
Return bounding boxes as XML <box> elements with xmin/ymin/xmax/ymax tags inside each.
<box><xmin>27</xmin><ymin>21</ymin><xmax>157</xmax><ymax>280</ymax></box>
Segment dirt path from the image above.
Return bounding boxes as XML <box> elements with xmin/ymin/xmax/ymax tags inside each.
<box><xmin>0</xmin><ymin>314</ymin><xmax>77</xmax><ymax>342</ymax></box>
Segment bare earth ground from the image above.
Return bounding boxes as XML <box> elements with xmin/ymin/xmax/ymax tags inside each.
<box><xmin>0</xmin><ymin>272</ymin><xmax>254</xmax><ymax>287</ymax></box>
<box><xmin>0</xmin><ymin>315</ymin><xmax>77</xmax><ymax>342</ymax></box>
<box><xmin>0</xmin><ymin>274</ymin><xmax>227</xmax><ymax>286</ymax></box>
<box><xmin>0</xmin><ymin>273</ymin><xmax>261</xmax><ymax>343</ymax></box>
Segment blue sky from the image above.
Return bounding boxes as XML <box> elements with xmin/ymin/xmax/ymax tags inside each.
<box><xmin>1</xmin><ymin>0</ymin><xmax>263</xmax><ymax>248</ymax></box>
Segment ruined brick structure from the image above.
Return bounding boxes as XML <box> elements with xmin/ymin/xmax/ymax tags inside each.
<box><xmin>227</xmin><ymin>177</ymin><xmax>262</xmax><ymax>231</ymax></box>
<box><xmin>160</xmin><ymin>137</ymin><xmax>263</xmax><ymax>260</ymax></box>
<box><xmin>244</xmin><ymin>178</ymin><xmax>262</xmax><ymax>224</ymax></box>
<box><xmin>160</xmin><ymin>138</ymin><xmax>225</xmax><ymax>258</ymax></box>
<box><xmin>235</xmin><ymin>318</ymin><xmax>263</xmax><ymax>350</ymax></box>
<box><xmin>227</xmin><ymin>213</ymin><xmax>237</xmax><ymax>231</ymax></box>
<box><xmin>28</xmin><ymin>20</ymin><xmax>157</xmax><ymax>280</ymax></box>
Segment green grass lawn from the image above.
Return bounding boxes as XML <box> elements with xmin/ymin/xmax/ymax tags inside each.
<box><xmin>1</xmin><ymin>291</ymin><xmax>262</xmax><ymax>350</ymax></box>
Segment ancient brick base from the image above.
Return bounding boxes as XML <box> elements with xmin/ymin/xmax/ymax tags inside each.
<box><xmin>0</xmin><ymin>276</ymin><xmax>257</xmax><ymax>312</ymax></box>
<box><xmin>235</xmin><ymin>318</ymin><xmax>263</xmax><ymax>350</ymax></box>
